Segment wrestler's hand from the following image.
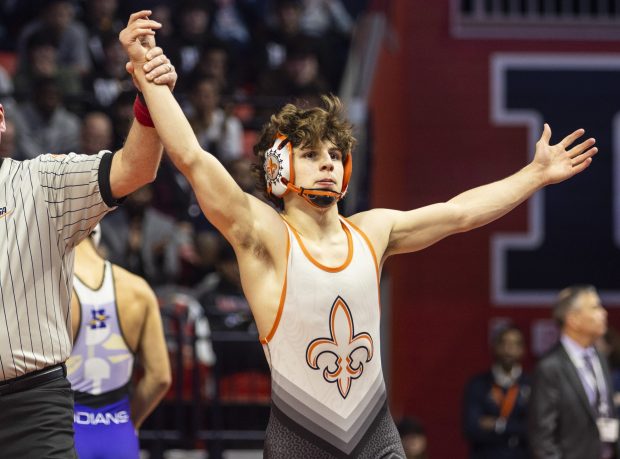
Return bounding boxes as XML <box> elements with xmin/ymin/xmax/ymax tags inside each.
<box><xmin>531</xmin><ymin>123</ymin><xmax>598</xmax><ymax>185</ymax></box>
<box><xmin>126</xmin><ymin>47</ymin><xmax>177</xmax><ymax>92</ymax></box>
<box><xmin>119</xmin><ymin>10</ymin><xmax>161</xmax><ymax>65</ymax></box>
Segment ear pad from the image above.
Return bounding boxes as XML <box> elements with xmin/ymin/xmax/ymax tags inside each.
<box><xmin>264</xmin><ymin>134</ymin><xmax>293</xmax><ymax>197</ymax></box>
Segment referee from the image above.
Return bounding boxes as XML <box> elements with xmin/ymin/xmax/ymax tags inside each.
<box><xmin>0</xmin><ymin>12</ymin><xmax>176</xmax><ymax>458</ymax></box>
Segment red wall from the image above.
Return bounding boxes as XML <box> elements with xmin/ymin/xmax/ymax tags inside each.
<box><xmin>370</xmin><ymin>1</ymin><xmax>620</xmax><ymax>457</ymax></box>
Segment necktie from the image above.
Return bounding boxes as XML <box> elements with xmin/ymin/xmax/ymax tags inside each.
<box><xmin>583</xmin><ymin>352</ymin><xmax>601</xmax><ymax>414</ymax></box>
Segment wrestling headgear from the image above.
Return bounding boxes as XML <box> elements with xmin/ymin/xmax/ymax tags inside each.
<box><xmin>263</xmin><ymin>134</ymin><xmax>352</xmax><ymax>208</ymax></box>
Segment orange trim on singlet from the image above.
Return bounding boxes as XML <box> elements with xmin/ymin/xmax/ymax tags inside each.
<box><xmin>342</xmin><ymin>217</ymin><xmax>379</xmax><ymax>282</ymax></box>
<box><xmin>342</xmin><ymin>217</ymin><xmax>382</xmax><ymax>314</ymax></box>
<box><xmin>260</xmin><ymin>228</ymin><xmax>291</xmax><ymax>345</ymax></box>
<box><xmin>287</xmin><ymin>220</ymin><xmax>353</xmax><ymax>272</ymax></box>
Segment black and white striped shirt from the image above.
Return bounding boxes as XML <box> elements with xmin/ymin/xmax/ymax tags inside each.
<box><xmin>0</xmin><ymin>151</ymin><xmax>119</xmax><ymax>381</ymax></box>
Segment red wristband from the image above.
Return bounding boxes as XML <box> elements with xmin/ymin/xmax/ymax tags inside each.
<box><xmin>134</xmin><ymin>94</ymin><xmax>154</xmax><ymax>127</ymax></box>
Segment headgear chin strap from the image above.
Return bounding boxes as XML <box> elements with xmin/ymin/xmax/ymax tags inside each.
<box><xmin>263</xmin><ymin>134</ymin><xmax>352</xmax><ymax>208</ymax></box>
<box><xmin>290</xmin><ymin>186</ymin><xmax>340</xmax><ymax>208</ymax></box>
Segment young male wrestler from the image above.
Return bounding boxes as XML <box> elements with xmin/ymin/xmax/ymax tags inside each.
<box><xmin>128</xmin><ymin>21</ymin><xmax>597</xmax><ymax>456</ymax></box>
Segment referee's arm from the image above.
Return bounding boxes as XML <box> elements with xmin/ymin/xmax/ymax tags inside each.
<box><xmin>108</xmin><ymin>117</ymin><xmax>163</xmax><ymax>200</ymax></box>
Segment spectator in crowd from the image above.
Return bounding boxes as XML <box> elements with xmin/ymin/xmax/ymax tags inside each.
<box><xmin>17</xmin><ymin>0</ymin><xmax>91</xmax><ymax>76</ymax></box>
<box><xmin>529</xmin><ymin>285</ymin><xmax>619</xmax><ymax>459</ymax></box>
<box><xmin>184</xmin><ymin>40</ymin><xmax>236</xmax><ymax>96</ymax></box>
<box><xmin>109</xmin><ymin>90</ymin><xmax>136</xmax><ymax>146</ymax></box>
<box><xmin>0</xmin><ymin>1</ymin><xmax>33</xmax><ymax>50</ymax></box>
<box><xmin>255</xmin><ymin>0</ymin><xmax>331</xmax><ymax>84</ymax></box>
<box><xmin>149</xmin><ymin>2</ymin><xmax>181</xmax><ymax>73</ymax></box>
<box><xmin>83</xmin><ymin>0</ymin><xmax>125</xmax><ymax>70</ymax></box>
<box><xmin>226</xmin><ymin>157</ymin><xmax>262</xmax><ymax>198</ymax></box>
<box><xmin>84</xmin><ymin>32</ymin><xmax>136</xmax><ymax>109</ymax></box>
<box><xmin>211</xmin><ymin>0</ymin><xmax>251</xmax><ymax>53</ymax></box>
<box><xmin>175</xmin><ymin>1</ymin><xmax>216</xmax><ymax>77</ymax></box>
<box><xmin>463</xmin><ymin>325</ymin><xmax>530</xmax><ymax>459</ymax></box>
<box><xmin>80</xmin><ymin>111</ymin><xmax>114</xmax><ymax>155</ymax></box>
<box><xmin>13</xmin><ymin>29</ymin><xmax>82</xmax><ymax>103</ymax></box>
<box><xmin>12</xmin><ymin>76</ymin><xmax>80</xmax><ymax>159</ymax></box>
<box><xmin>259</xmin><ymin>0</ymin><xmax>307</xmax><ymax>69</ymax></box>
<box><xmin>210</xmin><ymin>0</ymin><xmax>259</xmax><ymax>85</ymax></box>
<box><xmin>192</xmin><ymin>226</ymin><xmax>223</xmax><ymax>280</ymax></box>
<box><xmin>99</xmin><ymin>183</ymin><xmax>191</xmax><ymax>286</ymax></box>
<box><xmin>397</xmin><ymin>417</ymin><xmax>429</xmax><ymax>459</ymax></box>
<box><xmin>150</xmin><ymin>153</ymin><xmax>221</xmax><ymax>238</ymax></box>
<box><xmin>298</xmin><ymin>0</ymin><xmax>354</xmax><ymax>37</ymax></box>
<box><xmin>256</xmin><ymin>39</ymin><xmax>329</xmax><ymax>121</ymax></box>
<box><xmin>297</xmin><ymin>0</ymin><xmax>354</xmax><ymax>86</ymax></box>
<box><xmin>186</xmin><ymin>76</ymin><xmax>243</xmax><ymax>162</ymax></box>
<box><xmin>156</xmin><ymin>286</ymin><xmax>216</xmax><ymax>400</ymax></box>
<box><xmin>194</xmin><ymin>238</ymin><xmax>253</xmax><ymax>332</ymax></box>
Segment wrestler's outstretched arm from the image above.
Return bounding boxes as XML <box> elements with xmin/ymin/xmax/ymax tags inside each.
<box><xmin>350</xmin><ymin>124</ymin><xmax>597</xmax><ymax>264</ymax></box>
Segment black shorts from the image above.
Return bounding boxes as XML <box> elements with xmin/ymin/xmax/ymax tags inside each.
<box><xmin>0</xmin><ymin>376</ymin><xmax>76</xmax><ymax>459</ymax></box>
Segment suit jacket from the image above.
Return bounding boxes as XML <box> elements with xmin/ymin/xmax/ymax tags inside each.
<box><xmin>528</xmin><ymin>342</ymin><xmax>620</xmax><ymax>459</ymax></box>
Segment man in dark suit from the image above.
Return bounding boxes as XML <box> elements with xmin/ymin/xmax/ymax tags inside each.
<box><xmin>529</xmin><ymin>285</ymin><xmax>619</xmax><ymax>459</ymax></box>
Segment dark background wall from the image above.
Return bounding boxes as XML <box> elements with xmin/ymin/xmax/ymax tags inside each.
<box><xmin>369</xmin><ymin>1</ymin><xmax>620</xmax><ymax>457</ymax></box>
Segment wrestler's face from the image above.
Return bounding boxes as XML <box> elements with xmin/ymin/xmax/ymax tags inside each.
<box><xmin>0</xmin><ymin>105</ymin><xmax>5</xmax><ymax>144</ymax></box>
<box><xmin>293</xmin><ymin>139</ymin><xmax>343</xmax><ymax>195</ymax></box>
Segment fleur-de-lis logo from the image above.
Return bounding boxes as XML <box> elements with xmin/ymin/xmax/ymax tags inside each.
<box><xmin>264</xmin><ymin>149</ymin><xmax>283</xmax><ymax>183</ymax></box>
<box><xmin>266</xmin><ymin>156</ymin><xmax>278</xmax><ymax>176</ymax></box>
<box><xmin>306</xmin><ymin>296</ymin><xmax>374</xmax><ymax>398</ymax></box>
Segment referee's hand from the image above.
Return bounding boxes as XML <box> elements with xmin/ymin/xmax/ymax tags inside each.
<box><xmin>126</xmin><ymin>47</ymin><xmax>177</xmax><ymax>93</ymax></box>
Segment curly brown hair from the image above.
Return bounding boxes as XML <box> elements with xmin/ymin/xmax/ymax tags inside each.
<box><xmin>252</xmin><ymin>94</ymin><xmax>356</xmax><ymax>209</ymax></box>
